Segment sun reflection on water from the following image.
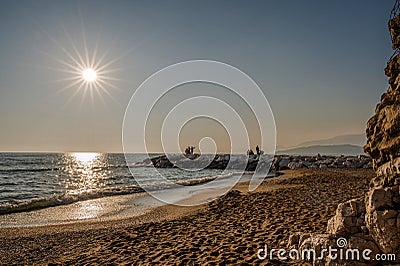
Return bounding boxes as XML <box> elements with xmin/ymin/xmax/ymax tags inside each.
<box><xmin>73</xmin><ymin>152</ymin><xmax>98</xmax><ymax>164</ymax></box>
<box><xmin>60</xmin><ymin>152</ymin><xmax>112</xmax><ymax>194</ymax></box>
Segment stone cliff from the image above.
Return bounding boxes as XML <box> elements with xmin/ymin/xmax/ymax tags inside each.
<box><xmin>288</xmin><ymin>3</ymin><xmax>400</xmax><ymax>265</ymax></box>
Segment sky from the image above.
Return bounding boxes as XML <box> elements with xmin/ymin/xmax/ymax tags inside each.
<box><xmin>0</xmin><ymin>0</ymin><xmax>394</xmax><ymax>153</ymax></box>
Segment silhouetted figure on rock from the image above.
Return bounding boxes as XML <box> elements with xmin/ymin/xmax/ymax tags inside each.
<box><xmin>184</xmin><ymin>146</ymin><xmax>195</xmax><ymax>156</ymax></box>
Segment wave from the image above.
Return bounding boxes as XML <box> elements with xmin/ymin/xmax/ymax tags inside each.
<box><xmin>0</xmin><ymin>186</ymin><xmax>144</xmax><ymax>215</ymax></box>
<box><xmin>0</xmin><ymin>167</ymin><xmax>60</xmax><ymax>173</ymax></box>
<box><xmin>175</xmin><ymin>171</ymin><xmax>247</xmax><ymax>186</ymax></box>
<box><xmin>0</xmin><ymin>164</ymin><xmax>131</xmax><ymax>174</ymax></box>
<box><xmin>0</xmin><ymin>171</ymin><xmax>250</xmax><ymax>215</ymax></box>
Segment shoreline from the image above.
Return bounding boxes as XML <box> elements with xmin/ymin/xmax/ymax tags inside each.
<box><xmin>0</xmin><ymin>173</ymin><xmax>274</xmax><ymax>229</ymax></box>
<box><xmin>0</xmin><ymin>172</ymin><xmax>285</xmax><ymax>234</ymax></box>
<box><xmin>0</xmin><ymin>170</ymin><xmax>264</xmax><ymax>218</ymax></box>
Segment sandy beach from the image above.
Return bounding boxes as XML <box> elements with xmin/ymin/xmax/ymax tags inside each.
<box><xmin>0</xmin><ymin>169</ymin><xmax>374</xmax><ymax>265</ymax></box>
<box><xmin>0</xmin><ymin>1</ymin><xmax>397</xmax><ymax>265</ymax></box>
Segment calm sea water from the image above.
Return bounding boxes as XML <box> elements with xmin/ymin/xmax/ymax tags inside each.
<box><xmin>0</xmin><ymin>153</ymin><xmax>228</xmax><ymax>214</ymax></box>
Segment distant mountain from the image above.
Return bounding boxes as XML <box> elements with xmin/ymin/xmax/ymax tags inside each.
<box><xmin>277</xmin><ymin>144</ymin><xmax>365</xmax><ymax>156</ymax></box>
<box><xmin>296</xmin><ymin>134</ymin><xmax>366</xmax><ymax>148</ymax></box>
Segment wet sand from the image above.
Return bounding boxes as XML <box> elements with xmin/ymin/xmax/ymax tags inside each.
<box><xmin>0</xmin><ymin>169</ymin><xmax>374</xmax><ymax>265</ymax></box>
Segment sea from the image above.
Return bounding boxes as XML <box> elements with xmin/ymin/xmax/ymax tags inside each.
<box><xmin>0</xmin><ymin>152</ymin><xmax>233</xmax><ymax>215</ymax></box>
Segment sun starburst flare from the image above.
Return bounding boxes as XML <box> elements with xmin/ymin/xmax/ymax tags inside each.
<box><xmin>40</xmin><ymin>23</ymin><xmax>126</xmax><ymax>107</ymax></box>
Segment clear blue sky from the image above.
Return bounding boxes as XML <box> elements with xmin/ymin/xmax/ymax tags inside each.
<box><xmin>0</xmin><ymin>0</ymin><xmax>394</xmax><ymax>152</ymax></box>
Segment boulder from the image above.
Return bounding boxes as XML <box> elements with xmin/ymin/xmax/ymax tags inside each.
<box><xmin>287</xmin><ymin>161</ymin><xmax>304</xmax><ymax>170</ymax></box>
<box><xmin>279</xmin><ymin>158</ymin><xmax>291</xmax><ymax>169</ymax></box>
<box><xmin>327</xmin><ymin>198</ymin><xmax>366</xmax><ymax>237</ymax></box>
<box><xmin>365</xmin><ymin>186</ymin><xmax>400</xmax><ymax>253</ymax></box>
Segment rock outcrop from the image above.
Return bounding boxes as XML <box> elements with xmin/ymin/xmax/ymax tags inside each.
<box><xmin>288</xmin><ymin>5</ymin><xmax>400</xmax><ymax>265</ymax></box>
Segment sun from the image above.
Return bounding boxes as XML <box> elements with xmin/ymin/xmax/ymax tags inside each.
<box><xmin>42</xmin><ymin>24</ymin><xmax>127</xmax><ymax>106</ymax></box>
<box><xmin>82</xmin><ymin>68</ymin><xmax>97</xmax><ymax>82</ymax></box>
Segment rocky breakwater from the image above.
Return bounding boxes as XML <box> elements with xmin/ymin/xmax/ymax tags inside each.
<box><xmin>273</xmin><ymin>155</ymin><xmax>371</xmax><ymax>170</ymax></box>
<box><xmin>142</xmin><ymin>154</ymin><xmax>371</xmax><ymax>171</ymax></box>
<box><xmin>288</xmin><ymin>9</ymin><xmax>400</xmax><ymax>265</ymax></box>
<box><xmin>142</xmin><ymin>154</ymin><xmax>269</xmax><ymax>171</ymax></box>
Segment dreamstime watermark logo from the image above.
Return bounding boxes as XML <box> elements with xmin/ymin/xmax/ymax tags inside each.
<box><xmin>122</xmin><ymin>60</ymin><xmax>276</xmax><ymax>206</ymax></box>
<box><xmin>257</xmin><ymin>237</ymin><xmax>397</xmax><ymax>262</ymax></box>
